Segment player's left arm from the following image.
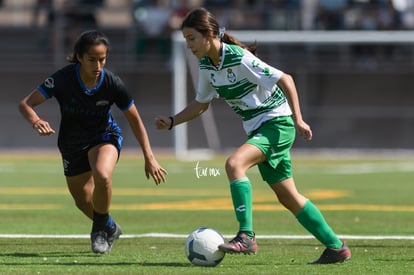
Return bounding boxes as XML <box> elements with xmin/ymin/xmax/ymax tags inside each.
<box><xmin>123</xmin><ymin>104</ymin><xmax>167</xmax><ymax>184</ymax></box>
<box><xmin>277</xmin><ymin>73</ymin><xmax>312</xmax><ymax>141</ymax></box>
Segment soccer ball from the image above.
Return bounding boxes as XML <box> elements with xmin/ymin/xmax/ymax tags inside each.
<box><xmin>184</xmin><ymin>227</ymin><xmax>225</xmax><ymax>267</ymax></box>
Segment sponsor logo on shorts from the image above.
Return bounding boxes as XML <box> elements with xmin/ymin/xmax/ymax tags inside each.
<box><xmin>62</xmin><ymin>159</ymin><xmax>69</xmax><ymax>172</ymax></box>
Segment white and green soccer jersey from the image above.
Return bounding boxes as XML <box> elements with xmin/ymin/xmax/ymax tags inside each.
<box><xmin>196</xmin><ymin>43</ymin><xmax>292</xmax><ymax>134</ymax></box>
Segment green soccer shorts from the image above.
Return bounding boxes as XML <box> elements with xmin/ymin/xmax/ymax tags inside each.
<box><xmin>246</xmin><ymin>116</ymin><xmax>295</xmax><ymax>184</ymax></box>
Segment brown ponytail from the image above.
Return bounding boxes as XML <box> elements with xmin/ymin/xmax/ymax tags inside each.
<box><xmin>221</xmin><ymin>32</ymin><xmax>257</xmax><ymax>56</ymax></box>
<box><xmin>181</xmin><ymin>7</ymin><xmax>257</xmax><ymax>56</ymax></box>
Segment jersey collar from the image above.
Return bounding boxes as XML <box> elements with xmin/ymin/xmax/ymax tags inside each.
<box><xmin>76</xmin><ymin>63</ymin><xmax>105</xmax><ymax>96</ymax></box>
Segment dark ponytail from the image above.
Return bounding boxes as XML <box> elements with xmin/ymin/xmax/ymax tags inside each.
<box><xmin>67</xmin><ymin>30</ymin><xmax>110</xmax><ymax>63</ymax></box>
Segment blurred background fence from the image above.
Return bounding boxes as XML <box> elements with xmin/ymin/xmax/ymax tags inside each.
<box><xmin>1</xmin><ymin>0</ymin><xmax>414</xmax><ymax>153</ymax></box>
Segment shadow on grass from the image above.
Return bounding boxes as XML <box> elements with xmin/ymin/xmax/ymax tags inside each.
<box><xmin>0</xmin><ymin>260</ymin><xmax>189</xmax><ymax>268</ymax></box>
<box><xmin>0</xmin><ymin>252</ymin><xmax>190</xmax><ymax>268</ymax></box>
<box><xmin>139</xmin><ymin>262</ymin><xmax>190</xmax><ymax>267</ymax></box>
<box><xmin>0</xmin><ymin>251</ymin><xmax>97</xmax><ymax>258</ymax></box>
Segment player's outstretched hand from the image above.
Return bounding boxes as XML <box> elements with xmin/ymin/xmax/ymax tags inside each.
<box><xmin>155</xmin><ymin>115</ymin><xmax>172</xmax><ymax>130</ymax></box>
<box><xmin>145</xmin><ymin>158</ymin><xmax>168</xmax><ymax>185</ymax></box>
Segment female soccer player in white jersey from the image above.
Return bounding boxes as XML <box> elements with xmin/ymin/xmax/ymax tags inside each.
<box><xmin>19</xmin><ymin>30</ymin><xmax>167</xmax><ymax>254</ymax></box>
<box><xmin>156</xmin><ymin>8</ymin><xmax>350</xmax><ymax>264</ymax></box>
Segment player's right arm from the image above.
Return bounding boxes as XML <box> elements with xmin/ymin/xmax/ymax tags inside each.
<box><xmin>155</xmin><ymin>100</ymin><xmax>210</xmax><ymax>130</ymax></box>
<box><xmin>18</xmin><ymin>88</ymin><xmax>56</xmax><ymax>136</ymax></box>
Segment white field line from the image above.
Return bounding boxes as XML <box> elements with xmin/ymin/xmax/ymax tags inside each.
<box><xmin>0</xmin><ymin>233</ymin><xmax>414</xmax><ymax>240</ymax></box>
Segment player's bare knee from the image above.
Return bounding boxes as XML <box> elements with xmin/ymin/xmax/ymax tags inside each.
<box><xmin>225</xmin><ymin>156</ymin><xmax>240</xmax><ymax>175</ymax></box>
<box><xmin>93</xmin><ymin>171</ymin><xmax>112</xmax><ymax>186</ymax></box>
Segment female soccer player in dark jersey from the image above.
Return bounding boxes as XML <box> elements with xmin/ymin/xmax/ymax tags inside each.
<box><xmin>156</xmin><ymin>8</ymin><xmax>350</xmax><ymax>264</ymax></box>
<box><xmin>19</xmin><ymin>30</ymin><xmax>167</xmax><ymax>254</ymax></box>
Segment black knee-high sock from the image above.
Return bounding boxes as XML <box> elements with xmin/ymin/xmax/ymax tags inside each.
<box><xmin>92</xmin><ymin>211</ymin><xmax>109</xmax><ymax>233</ymax></box>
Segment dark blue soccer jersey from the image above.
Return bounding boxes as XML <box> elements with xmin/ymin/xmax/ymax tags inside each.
<box><xmin>37</xmin><ymin>63</ymin><xmax>133</xmax><ymax>154</ymax></box>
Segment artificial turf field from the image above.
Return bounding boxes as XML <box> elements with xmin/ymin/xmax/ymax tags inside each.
<box><xmin>0</xmin><ymin>151</ymin><xmax>413</xmax><ymax>274</ymax></box>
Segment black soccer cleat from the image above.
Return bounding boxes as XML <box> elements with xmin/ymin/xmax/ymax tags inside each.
<box><xmin>309</xmin><ymin>241</ymin><xmax>351</xmax><ymax>264</ymax></box>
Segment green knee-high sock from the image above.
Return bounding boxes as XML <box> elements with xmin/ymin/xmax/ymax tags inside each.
<box><xmin>296</xmin><ymin>200</ymin><xmax>343</xmax><ymax>248</ymax></box>
<box><xmin>230</xmin><ymin>177</ymin><xmax>253</xmax><ymax>236</ymax></box>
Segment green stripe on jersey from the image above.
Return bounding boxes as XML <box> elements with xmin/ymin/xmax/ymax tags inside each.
<box><xmin>213</xmin><ymin>78</ymin><xmax>256</xmax><ymax>99</ymax></box>
<box><xmin>200</xmin><ymin>44</ymin><xmax>244</xmax><ymax>70</ymax></box>
<box><xmin>197</xmin><ymin>43</ymin><xmax>291</xmax><ymax>133</ymax></box>
<box><xmin>233</xmin><ymin>87</ymin><xmax>287</xmax><ymax>121</ymax></box>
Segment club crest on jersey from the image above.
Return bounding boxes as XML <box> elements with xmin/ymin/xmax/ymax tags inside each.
<box><xmin>227</xmin><ymin>68</ymin><xmax>236</xmax><ymax>83</ymax></box>
<box><xmin>44</xmin><ymin>77</ymin><xmax>54</xmax><ymax>89</ymax></box>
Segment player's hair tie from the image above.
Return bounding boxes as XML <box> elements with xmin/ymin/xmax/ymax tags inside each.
<box><xmin>218</xmin><ymin>27</ymin><xmax>226</xmax><ymax>40</ymax></box>
<box><xmin>168</xmin><ymin>116</ymin><xmax>174</xmax><ymax>130</ymax></box>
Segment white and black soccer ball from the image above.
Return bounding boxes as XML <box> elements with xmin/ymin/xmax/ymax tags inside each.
<box><xmin>184</xmin><ymin>227</ymin><xmax>225</xmax><ymax>267</ymax></box>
